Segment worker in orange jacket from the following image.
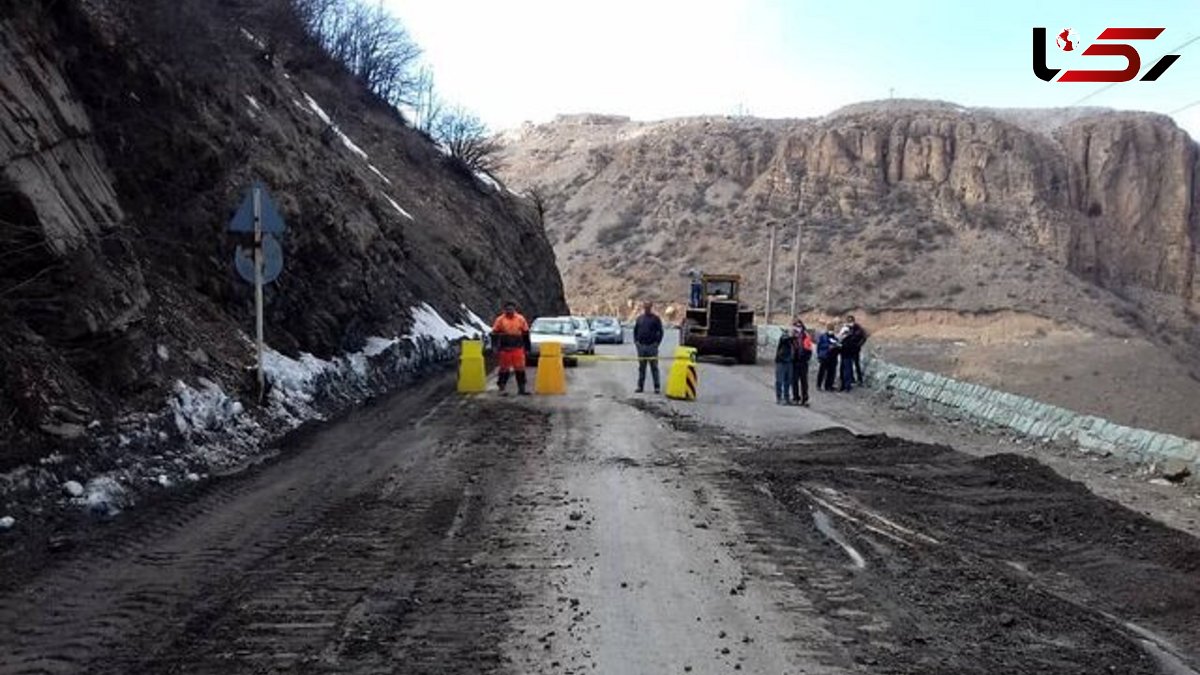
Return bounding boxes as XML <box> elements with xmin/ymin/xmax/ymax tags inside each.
<box><xmin>491</xmin><ymin>301</ymin><xmax>531</xmax><ymax>395</ymax></box>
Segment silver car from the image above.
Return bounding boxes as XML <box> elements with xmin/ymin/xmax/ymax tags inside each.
<box><xmin>589</xmin><ymin>316</ymin><xmax>624</xmax><ymax>344</ymax></box>
<box><xmin>529</xmin><ymin>317</ymin><xmax>580</xmax><ymax>360</ymax></box>
<box><xmin>571</xmin><ymin>317</ymin><xmax>596</xmax><ymax>354</ymax></box>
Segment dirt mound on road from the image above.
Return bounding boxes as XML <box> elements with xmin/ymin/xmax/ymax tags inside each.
<box><xmin>738</xmin><ymin>430</ymin><xmax>1200</xmax><ymax>674</ymax></box>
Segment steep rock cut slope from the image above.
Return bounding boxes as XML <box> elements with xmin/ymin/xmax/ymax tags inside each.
<box><xmin>0</xmin><ymin>0</ymin><xmax>565</xmax><ymax>470</ymax></box>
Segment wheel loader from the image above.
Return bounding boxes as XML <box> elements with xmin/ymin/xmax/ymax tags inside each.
<box><xmin>680</xmin><ymin>273</ymin><xmax>758</xmax><ymax>364</ymax></box>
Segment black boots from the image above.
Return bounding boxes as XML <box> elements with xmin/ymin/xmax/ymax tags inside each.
<box><xmin>515</xmin><ymin>370</ymin><xmax>529</xmax><ymax>395</ymax></box>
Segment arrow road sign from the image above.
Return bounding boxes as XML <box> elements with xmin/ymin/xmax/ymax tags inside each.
<box><xmin>235</xmin><ymin>233</ymin><xmax>283</xmax><ymax>284</ymax></box>
<box><xmin>229</xmin><ymin>182</ymin><xmax>286</xmax><ymax>234</ymax></box>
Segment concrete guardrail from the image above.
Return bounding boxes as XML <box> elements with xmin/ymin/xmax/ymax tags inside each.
<box><xmin>756</xmin><ymin>325</ymin><xmax>1198</xmax><ymax>470</ymax></box>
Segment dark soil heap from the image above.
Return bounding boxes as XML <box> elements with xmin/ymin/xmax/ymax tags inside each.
<box><xmin>0</xmin><ymin>0</ymin><xmax>566</xmax><ymax>469</ymax></box>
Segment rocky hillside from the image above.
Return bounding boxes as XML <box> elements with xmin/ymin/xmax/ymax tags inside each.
<box><xmin>499</xmin><ymin>104</ymin><xmax>1197</xmax><ymax>320</ymax></box>
<box><xmin>497</xmin><ymin>103</ymin><xmax>1200</xmax><ymax>438</ymax></box>
<box><xmin>0</xmin><ymin>0</ymin><xmax>565</xmax><ymax>471</ymax></box>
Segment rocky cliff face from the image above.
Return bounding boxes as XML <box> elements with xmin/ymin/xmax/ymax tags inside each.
<box><xmin>0</xmin><ymin>0</ymin><xmax>566</xmax><ymax>469</ymax></box>
<box><xmin>497</xmin><ymin>102</ymin><xmax>1198</xmax><ymax>329</ymax></box>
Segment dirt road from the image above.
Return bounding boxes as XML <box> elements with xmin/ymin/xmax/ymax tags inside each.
<box><xmin>1</xmin><ymin>335</ymin><xmax>1197</xmax><ymax>674</ymax></box>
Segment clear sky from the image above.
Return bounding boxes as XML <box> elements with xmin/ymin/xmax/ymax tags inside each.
<box><xmin>386</xmin><ymin>0</ymin><xmax>1200</xmax><ymax>139</ymax></box>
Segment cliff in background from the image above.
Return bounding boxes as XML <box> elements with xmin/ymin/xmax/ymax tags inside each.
<box><xmin>498</xmin><ymin>103</ymin><xmax>1197</xmax><ymax>342</ymax></box>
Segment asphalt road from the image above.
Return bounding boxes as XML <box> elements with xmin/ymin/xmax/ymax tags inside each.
<box><xmin>1</xmin><ymin>330</ymin><xmax>1197</xmax><ymax>674</ymax></box>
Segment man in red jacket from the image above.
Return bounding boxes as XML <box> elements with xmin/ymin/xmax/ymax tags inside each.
<box><xmin>491</xmin><ymin>301</ymin><xmax>530</xmax><ymax>395</ymax></box>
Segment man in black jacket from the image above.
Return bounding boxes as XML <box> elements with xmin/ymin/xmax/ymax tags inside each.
<box><xmin>633</xmin><ymin>301</ymin><xmax>664</xmax><ymax>394</ymax></box>
<box><xmin>842</xmin><ymin>315</ymin><xmax>868</xmax><ymax>385</ymax></box>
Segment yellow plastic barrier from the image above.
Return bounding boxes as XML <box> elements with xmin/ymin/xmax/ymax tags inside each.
<box><xmin>665</xmin><ymin>346</ymin><xmax>698</xmax><ymax>401</ymax></box>
<box><xmin>535</xmin><ymin>342</ymin><xmax>567</xmax><ymax>395</ymax></box>
<box><xmin>457</xmin><ymin>339</ymin><xmax>487</xmax><ymax>393</ymax></box>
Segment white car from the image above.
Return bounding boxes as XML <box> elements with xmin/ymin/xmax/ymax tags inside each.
<box><xmin>529</xmin><ymin>317</ymin><xmax>580</xmax><ymax>361</ymax></box>
<box><xmin>571</xmin><ymin>317</ymin><xmax>596</xmax><ymax>354</ymax></box>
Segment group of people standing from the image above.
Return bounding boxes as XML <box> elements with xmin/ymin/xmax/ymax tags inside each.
<box><xmin>774</xmin><ymin>315</ymin><xmax>868</xmax><ymax>406</ymax></box>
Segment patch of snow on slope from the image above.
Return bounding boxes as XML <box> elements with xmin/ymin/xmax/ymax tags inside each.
<box><xmin>368</xmin><ymin>164</ymin><xmax>392</xmax><ymax>184</ymax></box>
<box><xmin>263</xmin><ymin>348</ymin><xmax>334</xmax><ymax>406</ymax></box>
<box><xmin>409</xmin><ymin>303</ymin><xmax>474</xmax><ymax>345</ymax></box>
<box><xmin>302</xmin><ymin>92</ymin><xmax>333</xmax><ymax>124</ymax></box>
<box><xmin>82</xmin><ymin>476</ymin><xmax>125</xmax><ymax>517</ymax></box>
<box><xmin>302</xmin><ymin>92</ymin><xmax>370</xmax><ymax>160</ymax></box>
<box><xmin>462</xmin><ymin>305</ymin><xmax>493</xmax><ymax>334</ymax></box>
<box><xmin>171</xmin><ymin>379</ymin><xmax>244</xmax><ymax>436</ymax></box>
<box><xmin>239</xmin><ymin>27</ymin><xmax>265</xmax><ymax>49</ymax></box>
<box><xmin>474</xmin><ymin>171</ymin><xmax>503</xmax><ymax>191</ymax></box>
<box><xmin>363</xmin><ymin>336</ymin><xmax>400</xmax><ymax>357</ymax></box>
<box><xmin>338</xmin><ymin>133</ymin><xmax>369</xmax><ymax>160</ymax></box>
<box><xmin>382</xmin><ymin>193</ymin><xmax>415</xmax><ymax>220</ymax></box>
<box><xmin>245</xmin><ymin>95</ymin><xmax>262</xmax><ymax>112</ymax></box>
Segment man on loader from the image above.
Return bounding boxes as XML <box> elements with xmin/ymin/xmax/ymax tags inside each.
<box><xmin>492</xmin><ymin>301</ymin><xmax>531</xmax><ymax>395</ymax></box>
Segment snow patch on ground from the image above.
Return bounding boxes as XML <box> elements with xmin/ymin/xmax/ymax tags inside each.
<box><xmin>364</xmin><ymin>336</ymin><xmax>400</xmax><ymax>357</ymax></box>
<box><xmin>368</xmin><ymin>164</ymin><xmax>392</xmax><ymax>185</ymax></box>
<box><xmin>474</xmin><ymin>171</ymin><xmax>503</xmax><ymax>191</ymax></box>
<box><xmin>382</xmin><ymin>193</ymin><xmax>415</xmax><ymax>220</ymax></box>
<box><xmin>239</xmin><ymin>27</ymin><xmax>266</xmax><ymax>49</ymax></box>
<box><xmin>156</xmin><ymin>344</ymin><xmax>170</xmax><ymax>361</ymax></box>
<box><xmin>303</xmin><ymin>92</ymin><xmax>370</xmax><ymax>160</ymax></box>
<box><xmin>263</xmin><ymin>349</ymin><xmax>333</xmax><ymax>407</ymax></box>
<box><xmin>1</xmin><ymin>304</ymin><xmax>487</xmax><ymax>527</ymax></box>
<box><xmin>0</xmin><ymin>515</ymin><xmax>13</xmax><ymax>530</ymax></box>
<box><xmin>461</xmin><ymin>305</ymin><xmax>493</xmax><ymax>334</ymax></box>
<box><xmin>171</xmin><ymin>379</ymin><xmax>245</xmax><ymax>436</ymax></box>
<box><xmin>245</xmin><ymin>95</ymin><xmax>262</xmax><ymax>112</ymax></box>
<box><xmin>409</xmin><ymin>303</ymin><xmax>491</xmax><ymax>347</ymax></box>
<box><xmin>303</xmin><ymin>92</ymin><xmax>332</xmax><ymax>124</ymax></box>
<box><xmin>82</xmin><ymin>476</ymin><xmax>126</xmax><ymax>518</ymax></box>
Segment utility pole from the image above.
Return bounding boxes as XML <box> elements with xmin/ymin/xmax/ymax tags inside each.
<box><xmin>789</xmin><ymin>221</ymin><xmax>801</xmax><ymax>319</ymax></box>
<box><xmin>764</xmin><ymin>222</ymin><xmax>776</xmax><ymax>325</ymax></box>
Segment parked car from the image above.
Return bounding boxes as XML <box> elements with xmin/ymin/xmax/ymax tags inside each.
<box><xmin>571</xmin><ymin>316</ymin><xmax>595</xmax><ymax>354</ymax></box>
<box><xmin>529</xmin><ymin>317</ymin><xmax>580</xmax><ymax>366</ymax></box>
<box><xmin>589</xmin><ymin>316</ymin><xmax>624</xmax><ymax>344</ymax></box>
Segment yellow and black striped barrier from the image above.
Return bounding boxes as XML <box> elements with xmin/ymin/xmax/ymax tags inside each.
<box><xmin>664</xmin><ymin>346</ymin><xmax>699</xmax><ymax>401</ymax></box>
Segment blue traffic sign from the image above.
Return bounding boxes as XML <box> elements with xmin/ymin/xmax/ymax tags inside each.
<box><xmin>229</xmin><ymin>182</ymin><xmax>286</xmax><ymax>234</ymax></box>
<box><xmin>235</xmin><ymin>233</ymin><xmax>284</xmax><ymax>284</ymax></box>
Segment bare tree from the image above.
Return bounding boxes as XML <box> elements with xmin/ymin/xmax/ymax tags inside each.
<box><xmin>433</xmin><ymin>106</ymin><xmax>501</xmax><ymax>176</ymax></box>
<box><xmin>410</xmin><ymin>67</ymin><xmax>443</xmax><ymax>134</ymax></box>
<box><xmin>526</xmin><ymin>186</ymin><xmax>548</xmax><ymax>228</ymax></box>
<box><xmin>293</xmin><ymin>0</ymin><xmax>422</xmax><ymax>106</ymax></box>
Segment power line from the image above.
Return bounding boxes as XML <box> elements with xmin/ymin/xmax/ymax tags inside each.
<box><xmin>1168</xmin><ymin>98</ymin><xmax>1200</xmax><ymax>115</ymax></box>
<box><xmin>1071</xmin><ymin>33</ymin><xmax>1200</xmax><ymax>106</ymax></box>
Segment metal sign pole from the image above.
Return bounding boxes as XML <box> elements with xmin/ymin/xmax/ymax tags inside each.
<box><xmin>253</xmin><ymin>186</ymin><xmax>265</xmax><ymax>402</ymax></box>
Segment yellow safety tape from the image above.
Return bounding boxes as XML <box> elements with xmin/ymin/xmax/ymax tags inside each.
<box><xmin>566</xmin><ymin>355</ymin><xmax>691</xmax><ymax>360</ymax></box>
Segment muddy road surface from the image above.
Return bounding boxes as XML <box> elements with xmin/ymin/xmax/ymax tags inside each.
<box><xmin>1</xmin><ymin>335</ymin><xmax>1197</xmax><ymax>674</ymax></box>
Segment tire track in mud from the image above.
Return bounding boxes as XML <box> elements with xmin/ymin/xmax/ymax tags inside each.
<box><xmin>638</xmin><ymin>404</ymin><xmax>1200</xmax><ymax>675</ymax></box>
<box><xmin>0</xmin><ymin>385</ymin><xmax>554</xmax><ymax>675</ymax></box>
<box><xmin>742</xmin><ymin>430</ymin><xmax>1200</xmax><ymax>675</ymax></box>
